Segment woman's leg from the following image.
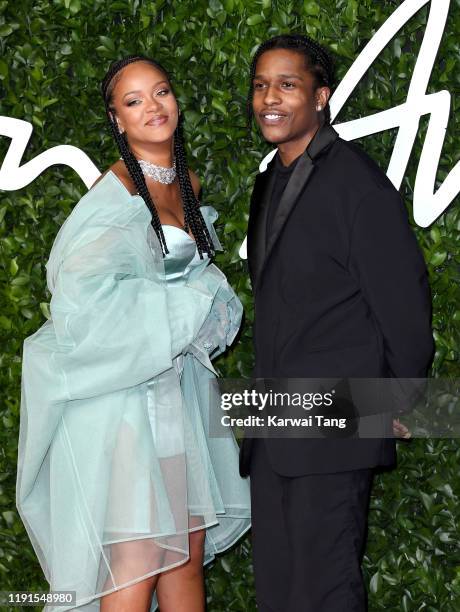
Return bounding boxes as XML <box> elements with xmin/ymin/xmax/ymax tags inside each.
<box><xmin>156</xmin><ymin>525</ymin><xmax>206</xmax><ymax>612</ymax></box>
<box><xmin>100</xmin><ymin>575</ymin><xmax>157</xmax><ymax>612</ymax></box>
<box><xmin>100</xmin><ymin>539</ymin><xmax>162</xmax><ymax>612</ymax></box>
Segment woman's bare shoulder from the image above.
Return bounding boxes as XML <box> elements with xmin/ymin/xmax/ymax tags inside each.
<box><xmin>90</xmin><ymin>160</ymin><xmax>137</xmax><ymax>194</ymax></box>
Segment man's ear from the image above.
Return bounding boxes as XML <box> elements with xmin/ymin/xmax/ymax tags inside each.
<box><xmin>316</xmin><ymin>86</ymin><xmax>331</xmax><ymax>111</ymax></box>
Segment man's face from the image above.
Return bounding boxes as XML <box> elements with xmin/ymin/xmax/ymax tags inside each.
<box><xmin>252</xmin><ymin>49</ymin><xmax>323</xmax><ymax>146</ymax></box>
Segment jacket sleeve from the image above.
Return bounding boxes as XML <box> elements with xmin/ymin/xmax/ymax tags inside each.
<box><xmin>348</xmin><ymin>186</ymin><xmax>434</xmax><ymax>377</ymax></box>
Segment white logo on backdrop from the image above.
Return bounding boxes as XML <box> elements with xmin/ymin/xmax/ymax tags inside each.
<box><xmin>0</xmin><ymin>117</ymin><xmax>100</xmax><ymax>190</ymax></box>
<box><xmin>0</xmin><ymin>0</ymin><xmax>458</xmax><ymax>261</ymax></box>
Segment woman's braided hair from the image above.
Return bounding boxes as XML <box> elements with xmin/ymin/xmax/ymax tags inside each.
<box><xmin>247</xmin><ymin>34</ymin><xmax>335</xmax><ymax>126</ymax></box>
<box><xmin>101</xmin><ymin>55</ymin><xmax>214</xmax><ymax>258</ymax></box>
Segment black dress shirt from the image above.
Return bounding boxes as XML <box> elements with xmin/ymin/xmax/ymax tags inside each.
<box><xmin>266</xmin><ymin>152</ymin><xmax>301</xmax><ymax>244</ymax></box>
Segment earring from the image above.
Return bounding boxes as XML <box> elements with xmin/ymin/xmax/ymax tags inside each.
<box><xmin>316</xmin><ymin>105</ymin><xmax>322</xmax><ymax>111</ymax></box>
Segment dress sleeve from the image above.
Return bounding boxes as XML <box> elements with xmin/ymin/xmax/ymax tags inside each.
<box><xmin>200</xmin><ymin>205</ymin><xmax>223</xmax><ymax>251</ymax></box>
<box><xmin>190</xmin><ymin>274</ymin><xmax>243</xmax><ymax>361</ymax></box>
<box><xmin>348</xmin><ymin>186</ymin><xmax>434</xmax><ymax>377</ymax></box>
<box><xmin>50</xmin><ymin>220</ymin><xmax>197</xmax><ymax>401</ymax></box>
<box><xmin>180</xmin><ymin>205</ymin><xmax>243</xmax><ymax>369</ymax></box>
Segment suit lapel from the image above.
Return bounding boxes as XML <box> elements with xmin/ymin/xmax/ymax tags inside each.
<box><xmin>247</xmin><ymin>162</ymin><xmax>277</xmax><ymax>288</ymax></box>
<box><xmin>253</xmin><ymin>123</ymin><xmax>339</xmax><ymax>292</ymax></box>
<box><xmin>264</xmin><ymin>151</ymin><xmax>314</xmax><ymax>266</ymax></box>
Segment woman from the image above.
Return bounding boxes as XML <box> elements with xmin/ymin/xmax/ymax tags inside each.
<box><xmin>16</xmin><ymin>56</ymin><xmax>251</xmax><ymax>612</ymax></box>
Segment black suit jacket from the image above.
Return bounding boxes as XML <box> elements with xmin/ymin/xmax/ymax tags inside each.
<box><xmin>239</xmin><ymin>123</ymin><xmax>434</xmax><ymax>477</ymax></box>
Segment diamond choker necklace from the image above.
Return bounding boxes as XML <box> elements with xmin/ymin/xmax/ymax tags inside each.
<box><xmin>138</xmin><ymin>158</ymin><xmax>176</xmax><ymax>184</ymax></box>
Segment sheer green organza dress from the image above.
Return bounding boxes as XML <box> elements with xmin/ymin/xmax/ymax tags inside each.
<box><xmin>16</xmin><ymin>171</ymin><xmax>251</xmax><ymax>611</ymax></box>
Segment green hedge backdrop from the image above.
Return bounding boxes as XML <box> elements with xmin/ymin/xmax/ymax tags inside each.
<box><xmin>0</xmin><ymin>0</ymin><xmax>459</xmax><ymax>610</ymax></box>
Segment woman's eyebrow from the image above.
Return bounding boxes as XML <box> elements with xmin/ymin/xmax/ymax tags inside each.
<box><xmin>122</xmin><ymin>81</ymin><xmax>168</xmax><ymax>99</ymax></box>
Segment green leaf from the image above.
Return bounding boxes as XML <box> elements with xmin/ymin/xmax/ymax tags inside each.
<box><xmin>2</xmin><ymin>511</ymin><xmax>15</xmax><ymax>526</ymax></box>
<box><xmin>20</xmin><ymin>307</ymin><xmax>34</xmax><ymax>319</ymax></box>
<box><xmin>60</xmin><ymin>43</ymin><xmax>72</xmax><ymax>56</ymax></box>
<box><xmin>430</xmin><ymin>250</ymin><xmax>447</xmax><ymax>266</ymax></box>
<box><xmin>69</xmin><ymin>0</ymin><xmax>81</xmax><ymax>13</ymax></box>
<box><xmin>40</xmin><ymin>302</ymin><xmax>51</xmax><ymax>320</ymax></box>
<box><xmin>42</xmin><ymin>98</ymin><xmax>59</xmax><ymax>108</ymax></box>
<box><xmin>216</xmin><ymin>10</ymin><xmax>227</xmax><ymax>25</ymax></box>
<box><xmin>9</xmin><ymin>258</ymin><xmax>18</xmax><ymax>276</ymax></box>
<box><xmin>0</xmin><ymin>315</ymin><xmax>12</xmax><ymax>330</ymax></box>
<box><xmin>304</xmin><ymin>1</ymin><xmax>320</xmax><ymax>16</ymax></box>
<box><xmin>0</xmin><ymin>59</ymin><xmax>8</xmax><ymax>79</ymax></box>
<box><xmin>344</xmin><ymin>0</ymin><xmax>358</xmax><ymax>27</ymax></box>
<box><xmin>212</xmin><ymin>98</ymin><xmax>227</xmax><ymax>115</ymax></box>
<box><xmin>430</xmin><ymin>226</ymin><xmax>441</xmax><ymax>244</ymax></box>
<box><xmin>99</xmin><ymin>36</ymin><xmax>115</xmax><ymax>51</ymax></box>
<box><xmin>11</xmin><ymin>274</ymin><xmax>30</xmax><ymax>286</ymax></box>
<box><xmin>0</xmin><ymin>24</ymin><xmax>12</xmax><ymax>37</ymax></box>
<box><xmin>370</xmin><ymin>571</ymin><xmax>381</xmax><ymax>594</ymax></box>
<box><xmin>246</xmin><ymin>14</ymin><xmax>264</xmax><ymax>26</ymax></box>
<box><xmin>419</xmin><ymin>491</ymin><xmax>435</xmax><ymax>513</ymax></box>
<box><xmin>208</xmin><ymin>0</ymin><xmax>223</xmax><ymax>11</ymax></box>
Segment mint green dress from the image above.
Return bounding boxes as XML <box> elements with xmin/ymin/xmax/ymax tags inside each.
<box><xmin>16</xmin><ymin>171</ymin><xmax>251</xmax><ymax>611</ymax></box>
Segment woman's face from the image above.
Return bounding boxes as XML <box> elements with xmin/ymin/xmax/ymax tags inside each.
<box><xmin>109</xmin><ymin>61</ymin><xmax>178</xmax><ymax>148</ymax></box>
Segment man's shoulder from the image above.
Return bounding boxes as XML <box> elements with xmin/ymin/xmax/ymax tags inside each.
<box><xmin>331</xmin><ymin>136</ymin><xmax>394</xmax><ymax>192</ymax></box>
<box><xmin>253</xmin><ymin>137</ymin><xmax>392</xmax><ymax>186</ymax></box>
<box><xmin>250</xmin><ymin>134</ymin><xmax>397</xmax><ymax>202</ymax></box>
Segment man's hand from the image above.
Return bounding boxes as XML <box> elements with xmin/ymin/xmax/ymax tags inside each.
<box><xmin>393</xmin><ymin>418</ymin><xmax>411</xmax><ymax>439</ymax></box>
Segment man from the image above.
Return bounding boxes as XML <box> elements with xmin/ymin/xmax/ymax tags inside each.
<box><xmin>240</xmin><ymin>34</ymin><xmax>434</xmax><ymax>611</ymax></box>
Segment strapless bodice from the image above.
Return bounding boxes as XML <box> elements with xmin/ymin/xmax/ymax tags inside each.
<box><xmin>162</xmin><ymin>225</ymin><xmax>209</xmax><ymax>282</ymax></box>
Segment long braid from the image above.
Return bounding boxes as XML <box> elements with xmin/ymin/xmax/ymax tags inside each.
<box><xmin>107</xmin><ymin>107</ymin><xmax>169</xmax><ymax>255</ymax></box>
<box><xmin>101</xmin><ymin>55</ymin><xmax>214</xmax><ymax>258</ymax></box>
<box><xmin>247</xmin><ymin>34</ymin><xmax>335</xmax><ymax>127</ymax></box>
<box><xmin>174</xmin><ymin>117</ymin><xmax>214</xmax><ymax>259</ymax></box>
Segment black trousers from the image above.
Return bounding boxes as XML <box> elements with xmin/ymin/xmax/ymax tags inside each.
<box><xmin>249</xmin><ymin>439</ymin><xmax>374</xmax><ymax>612</ymax></box>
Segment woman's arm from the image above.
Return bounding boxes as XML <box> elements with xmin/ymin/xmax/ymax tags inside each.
<box><xmin>49</xmin><ymin>209</ymin><xmax>214</xmax><ymax>400</ymax></box>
